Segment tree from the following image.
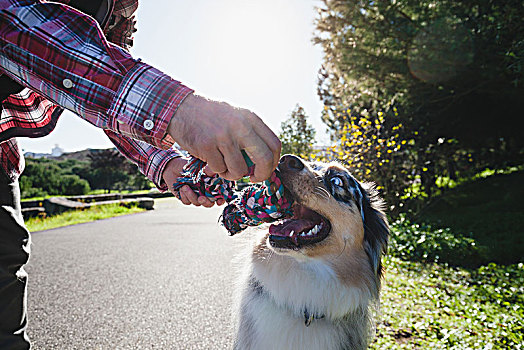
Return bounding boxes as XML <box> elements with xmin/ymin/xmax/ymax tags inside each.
<box><xmin>20</xmin><ymin>158</ymin><xmax>90</xmax><ymax>198</ymax></box>
<box><xmin>314</xmin><ymin>0</ymin><xmax>524</xmax><ymax>209</ymax></box>
<box><xmin>279</xmin><ymin>105</ymin><xmax>316</xmax><ymax>158</ymax></box>
<box><xmin>87</xmin><ymin>149</ymin><xmax>128</xmax><ymax>193</ymax></box>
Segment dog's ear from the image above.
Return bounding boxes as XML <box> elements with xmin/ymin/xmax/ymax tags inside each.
<box><xmin>359</xmin><ymin>182</ymin><xmax>389</xmax><ymax>280</ymax></box>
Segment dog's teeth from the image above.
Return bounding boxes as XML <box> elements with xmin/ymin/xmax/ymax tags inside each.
<box><xmin>306</xmin><ymin>230</ymin><xmax>313</xmax><ymax>236</ymax></box>
<box><xmin>313</xmin><ymin>225</ymin><xmax>319</xmax><ymax>234</ymax></box>
<box><xmin>300</xmin><ymin>232</ymin><xmax>306</xmax><ymax>236</ymax></box>
<box><xmin>289</xmin><ymin>230</ymin><xmax>294</xmax><ymax>237</ymax></box>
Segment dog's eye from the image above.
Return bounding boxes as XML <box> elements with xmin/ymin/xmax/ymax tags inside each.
<box><xmin>330</xmin><ymin>176</ymin><xmax>344</xmax><ymax>188</ymax></box>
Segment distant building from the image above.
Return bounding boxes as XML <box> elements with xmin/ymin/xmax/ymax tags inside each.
<box><xmin>51</xmin><ymin>144</ymin><xmax>64</xmax><ymax>157</ymax></box>
<box><xmin>24</xmin><ymin>144</ymin><xmax>66</xmax><ymax>159</ymax></box>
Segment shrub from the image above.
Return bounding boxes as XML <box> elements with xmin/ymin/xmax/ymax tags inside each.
<box><xmin>21</xmin><ymin>187</ymin><xmax>48</xmax><ymax>199</ymax></box>
<box><xmin>59</xmin><ymin>175</ymin><xmax>90</xmax><ymax>195</ymax></box>
<box><xmin>389</xmin><ymin>215</ymin><xmax>486</xmax><ymax>267</ymax></box>
<box><xmin>316</xmin><ymin>109</ymin><xmax>415</xmax><ymax>214</ymax></box>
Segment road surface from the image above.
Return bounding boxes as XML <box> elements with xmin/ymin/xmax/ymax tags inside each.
<box><xmin>26</xmin><ymin>198</ymin><xmax>245</xmax><ymax>349</ymax></box>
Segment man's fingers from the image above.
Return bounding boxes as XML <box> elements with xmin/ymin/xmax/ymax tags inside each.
<box><xmin>178</xmin><ymin>191</ymin><xmax>191</xmax><ymax>205</ymax></box>
<box><xmin>179</xmin><ymin>185</ymin><xmax>222</xmax><ymax>208</ymax></box>
<box><xmin>203</xmin><ymin>165</ymin><xmax>217</xmax><ymax>177</ymax></box>
<box><xmin>178</xmin><ymin>194</ymin><xmax>188</xmax><ymax>205</ymax></box>
<box><xmin>205</xmin><ymin>148</ymin><xmax>227</xmax><ymax>175</ymax></box>
<box><xmin>243</xmin><ymin>137</ymin><xmax>275</xmax><ymax>182</ymax></box>
<box><xmin>249</xmin><ymin>113</ymin><xmax>282</xmax><ymax>171</ymax></box>
<box><xmin>181</xmin><ymin>186</ymin><xmax>200</xmax><ymax>206</ymax></box>
<box><xmin>218</xmin><ymin>145</ymin><xmax>248</xmax><ymax>180</ymax></box>
<box><xmin>198</xmin><ymin>196</ymin><xmax>215</xmax><ymax>208</ymax></box>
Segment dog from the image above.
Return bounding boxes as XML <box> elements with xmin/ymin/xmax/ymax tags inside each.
<box><xmin>232</xmin><ymin>155</ymin><xmax>389</xmax><ymax>350</ymax></box>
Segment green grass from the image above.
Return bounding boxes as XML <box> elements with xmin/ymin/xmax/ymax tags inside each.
<box><xmin>25</xmin><ymin>203</ymin><xmax>146</xmax><ymax>232</ymax></box>
<box><xmin>415</xmin><ymin>171</ymin><xmax>524</xmax><ymax>265</ymax></box>
<box><xmin>371</xmin><ymin>257</ymin><xmax>523</xmax><ymax>349</ymax></box>
<box><xmin>389</xmin><ymin>216</ymin><xmax>485</xmax><ymax>267</ymax></box>
<box><xmin>374</xmin><ymin>170</ymin><xmax>524</xmax><ymax>348</ymax></box>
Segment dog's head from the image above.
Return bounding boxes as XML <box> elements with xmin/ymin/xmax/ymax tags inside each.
<box><xmin>267</xmin><ymin>155</ymin><xmax>389</xmax><ymax>279</ymax></box>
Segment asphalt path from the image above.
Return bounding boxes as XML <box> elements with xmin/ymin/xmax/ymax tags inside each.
<box><xmin>25</xmin><ymin>198</ymin><xmax>243</xmax><ymax>349</ymax></box>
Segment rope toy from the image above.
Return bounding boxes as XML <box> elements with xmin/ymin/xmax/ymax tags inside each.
<box><xmin>172</xmin><ymin>152</ymin><xmax>294</xmax><ymax>235</ymax></box>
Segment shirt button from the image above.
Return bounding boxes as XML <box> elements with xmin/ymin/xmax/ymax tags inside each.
<box><xmin>63</xmin><ymin>79</ymin><xmax>74</xmax><ymax>89</ymax></box>
<box><xmin>144</xmin><ymin>119</ymin><xmax>154</xmax><ymax>130</ymax></box>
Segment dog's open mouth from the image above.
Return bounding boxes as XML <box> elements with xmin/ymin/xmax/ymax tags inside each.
<box><xmin>268</xmin><ymin>203</ymin><xmax>331</xmax><ymax>249</ymax></box>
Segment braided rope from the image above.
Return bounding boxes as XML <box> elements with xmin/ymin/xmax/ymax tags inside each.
<box><xmin>172</xmin><ymin>154</ymin><xmax>293</xmax><ymax>235</ymax></box>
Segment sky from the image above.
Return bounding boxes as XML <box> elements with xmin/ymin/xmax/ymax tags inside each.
<box><xmin>18</xmin><ymin>0</ymin><xmax>328</xmax><ymax>154</ymax></box>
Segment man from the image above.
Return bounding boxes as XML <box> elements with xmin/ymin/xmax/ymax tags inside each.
<box><xmin>0</xmin><ymin>0</ymin><xmax>281</xmax><ymax>348</ymax></box>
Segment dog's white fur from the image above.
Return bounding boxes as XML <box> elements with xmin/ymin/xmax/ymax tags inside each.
<box><xmin>232</xmin><ymin>237</ymin><xmax>374</xmax><ymax>350</ymax></box>
<box><xmin>232</xmin><ymin>157</ymin><xmax>388</xmax><ymax>350</ymax></box>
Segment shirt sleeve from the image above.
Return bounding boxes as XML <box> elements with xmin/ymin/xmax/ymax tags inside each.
<box><xmin>105</xmin><ymin>130</ymin><xmax>185</xmax><ymax>191</ymax></box>
<box><xmin>0</xmin><ymin>0</ymin><xmax>193</xmax><ymax>149</ymax></box>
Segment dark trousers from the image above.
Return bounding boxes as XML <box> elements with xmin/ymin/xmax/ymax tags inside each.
<box><xmin>0</xmin><ymin>170</ymin><xmax>31</xmax><ymax>349</ymax></box>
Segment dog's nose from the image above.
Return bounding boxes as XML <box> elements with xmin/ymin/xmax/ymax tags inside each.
<box><xmin>279</xmin><ymin>154</ymin><xmax>304</xmax><ymax>172</ymax></box>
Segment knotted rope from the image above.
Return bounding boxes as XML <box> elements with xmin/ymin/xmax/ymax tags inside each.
<box><xmin>172</xmin><ymin>153</ymin><xmax>293</xmax><ymax>235</ymax></box>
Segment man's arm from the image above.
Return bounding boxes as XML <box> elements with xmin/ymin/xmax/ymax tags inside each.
<box><xmin>0</xmin><ymin>0</ymin><xmax>191</xmax><ymax>147</ymax></box>
<box><xmin>105</xmin><ymin>130</ymin><xmax>221</xmax><ymax>207</ymax></box>
<box><xmin>0</xmin><ymin>0</ymin><xmax>280</xmax><ymax>181</ymax></box>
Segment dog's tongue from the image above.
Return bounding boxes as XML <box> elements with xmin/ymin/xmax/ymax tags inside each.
<box><xmin>269</xmin><ymin>203</ymin><xmax>321</xmax><ymax>237</ymax></box>
<box><xmin>269</xmin><ymin>219</ymin><xmax>315</xmax><ymax>238</ymax></box>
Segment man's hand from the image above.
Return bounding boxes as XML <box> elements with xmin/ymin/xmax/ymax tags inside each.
<box><xmin>163</xmin><ymin>157</ymin><xmax>225</xmax><ymax>208</ymax></box>
<box><xmin>168</xmin><ymin>94</ymin><xmax>281</xmax><ymax>182</ymax></box>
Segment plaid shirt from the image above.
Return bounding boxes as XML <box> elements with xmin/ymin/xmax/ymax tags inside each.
<box><xmin>0</xmin><ymin>0</ymin><xmax>193</xmax><ymax>190</ymax></box>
